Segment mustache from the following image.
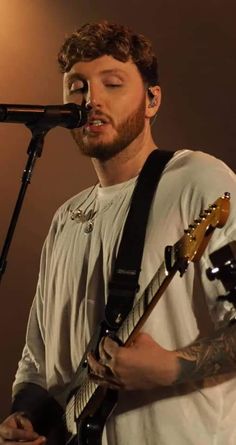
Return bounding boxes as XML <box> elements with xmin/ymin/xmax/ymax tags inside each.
<box><xmin>84</xmin><ymin>105</ymin><xmax>114</xmax><ymax>125</ymax></box>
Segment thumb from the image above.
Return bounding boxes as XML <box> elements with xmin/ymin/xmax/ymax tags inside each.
<box><xmin>132</xmin><ymin>332</ymin><xmax>154</xmax><ymax>348</ymax></box>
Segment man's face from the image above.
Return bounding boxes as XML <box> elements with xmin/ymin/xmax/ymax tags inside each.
<box><xmin>63</xmin><ymin>55</ymin><xmax>148</xmax><ymax>161</ymax></box>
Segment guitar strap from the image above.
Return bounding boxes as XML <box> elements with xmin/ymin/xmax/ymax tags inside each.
<box><xmin>105</xmin><ymin>149</ymin><xmax>174</xmax><ymax>329</ymax></box>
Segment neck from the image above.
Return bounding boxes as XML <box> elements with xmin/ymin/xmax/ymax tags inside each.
<box><xmin>91</xmin><ymin>129</ymin><xmax>157</xmax><ymax>187</ymax></box>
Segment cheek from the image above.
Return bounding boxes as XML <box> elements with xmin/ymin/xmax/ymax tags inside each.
<box><xmin>120</xmin><ymin>89</ymin><xmax>144</xmax><ymax>112</ymax></box>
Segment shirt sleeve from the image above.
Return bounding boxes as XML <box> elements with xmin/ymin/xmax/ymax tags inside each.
<box><xmin>12</xmin><ymin>207</ymin><xmax>62</xmax><ymax>395</ymax></box>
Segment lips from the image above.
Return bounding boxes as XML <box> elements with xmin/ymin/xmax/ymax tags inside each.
<box><xmin>87</xmin><ymin>114</ymin><xmax>110</xmax><ymax>125</ymax></box>
<box><xmin>88</xmin><ymin>119</ymin><xmax>104</xmax><ymax>126</ymax></box>
<box><xmin>84</xmin><ymin>114</ymin><xmax>111</xmax><ymax>133</ymax></box>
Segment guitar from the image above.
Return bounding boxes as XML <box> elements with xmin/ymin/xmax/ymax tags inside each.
<box><xmin>46</xmin><ymin>193</ymin><xmax>230</xmax><ymax>445</ymax></box>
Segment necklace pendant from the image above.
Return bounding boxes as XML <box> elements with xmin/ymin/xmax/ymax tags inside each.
<box><xmin>84</xmin><ymin>220</ymin><xmax>94</xmax><ymax>233</ymax></box>
<box><xmin>77</xmin><ymin>209</ymin><xmax>87</xmax><ymax>222</ymax></box>
<box><xmin>70</xmin><ymin>208</ymin><xmax>84</xmax><ymax>222</ymax></box>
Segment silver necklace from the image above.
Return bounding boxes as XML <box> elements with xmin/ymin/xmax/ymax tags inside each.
<box><xmin>70</xmin><ymin>184</ymin><xmax>113</xmax><ymax>233</ymax></box>
<box><xmin>83</xmin><ymin>200</ymin><xmax>113</xmax><ymax>233</ymax></box>
<box><xmin>70</xmin><ymin>184</ymin><xmax>97</xmax><ymax>224</ymax></box>
<box><xmin>70</xmin><ymin>179</ymin><xmax>135</xmax><ymax>233</ymax></box>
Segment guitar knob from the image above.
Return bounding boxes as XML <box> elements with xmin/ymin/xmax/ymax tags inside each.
<box><xmin>82</xmin><ymin>359</ymin><xmax>88</xmax><ymax>368</ymax></box>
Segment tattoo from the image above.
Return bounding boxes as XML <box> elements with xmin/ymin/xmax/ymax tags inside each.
<box><xmin>176</xmin><ymin>321</ymin><xmax>236</xmax><ymax>383</ymax></box>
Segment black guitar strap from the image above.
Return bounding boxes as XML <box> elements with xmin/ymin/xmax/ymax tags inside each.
<box><xmin>105</xmin><ymin>149</ymin><xmax>174</xmax><ymax>329</ymax></box>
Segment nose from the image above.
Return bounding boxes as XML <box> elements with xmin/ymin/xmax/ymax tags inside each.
<box><xmin>85</xmin><ymin>82</ymin><xmax>103</xmax><ymax>109</ymax></box>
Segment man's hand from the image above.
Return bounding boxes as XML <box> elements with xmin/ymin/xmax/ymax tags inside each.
<box><xmin>0</xmin><ymin>413</ymin><xmax>46</xmax><ymax>444</ymax></box>
<box><xmin>87</xmin><ymin>322</ymin><xmax>236</xmax><ymax>391</ymax></box>
<box><xmin>87</xmin><ymin>332</ymin><xmax>179</xmax><ymax>390</ymax></box>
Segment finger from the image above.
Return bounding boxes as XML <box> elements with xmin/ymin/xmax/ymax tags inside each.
<box><xmin>88</xmin><ymin>351</ymin><xmax>124</xmax><ymax>388</ymax></box>
<box><xmin>89</xmin><ymin>372</ymin><xmax>123</xmax><ymax>390</ymax></box>
<box><xmin>0</xmin><ymin>412</ymin><xmax>35</xmax><ymax>434</ymax></box>
<box><xmin>87</xmin><ymin>352</ymin><xmax>121</xmax><ymax>387</ymax></box>
<box><xmin>103</xmin><ymin>336</ymin><xmax>120</xmax><ymax>357</ymax></box>
<box><xmin>87</xmin><ymin>352</ymin><xmax>107</xmax><ymax>378</ymax></box>
<box><xmin>30</xmin><ymin>438</ymin><xmax>46</xmax><ymax>445</ymax></box>
<box><xmin>0</xmin><ymin>438</ymin><xmax>46</xmax><ymax>445</ymax></box>
<box><xmin>99</xmin><ymin>337</ymin><xmax>112</xmax><ymax>365</ymax></box>
<box><xmin>0</xmin><ymin>424</ymin><xmax>41</xmax><ymax>442</ymax></box>
<box><xmin>15</xmin><ymin>413</ymin><xmax>34</xmax><ymax>432</ymax></box>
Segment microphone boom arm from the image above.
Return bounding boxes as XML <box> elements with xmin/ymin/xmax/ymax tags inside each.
<box><xmin>0</xmin><ymin>114</ymin><xmax>70</xmax><ymax>284</ymax></box>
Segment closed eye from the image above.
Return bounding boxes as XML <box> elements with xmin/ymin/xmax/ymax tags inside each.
<box><xmin>68</xmin><ymin>79</ymin><xmax>88</xmax><ymax>94</ymax></box>
<box><xmin>69</xmin><ymin>85</ymin><xmax>87</xmax><ymax>94</ymax></box>
<box><xmin>105</xmin><ymin>83</ymin><xmax>123</xmax><ymax>88</ymax></box>
<box><xmin>104</xmin><ymin>75</ymin><xmax>123</xmax><ymax>89</ymax></box>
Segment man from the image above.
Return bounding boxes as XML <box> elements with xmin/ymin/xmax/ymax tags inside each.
<box><xmin>1</xmin><ymin>21</ymin><xmax>236</xmax><ymax>445</ymax></box>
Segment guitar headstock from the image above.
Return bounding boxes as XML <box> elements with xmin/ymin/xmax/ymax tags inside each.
<box><xmin>175</xmin><ymin>192</ymin><xmax>230</xmax><ymax>267</ymax></box>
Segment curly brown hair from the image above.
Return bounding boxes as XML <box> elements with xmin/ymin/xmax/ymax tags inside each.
<box><xmin>58</xmin><ymin>21</ymin><xmax>159</xmax><ymax>87</ymax></box>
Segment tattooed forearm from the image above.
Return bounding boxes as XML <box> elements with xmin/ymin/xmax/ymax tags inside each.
<box><xmin>175</xmin><ymin>322</ymin><xmax>236</xmax><ymax>384</ymax></box>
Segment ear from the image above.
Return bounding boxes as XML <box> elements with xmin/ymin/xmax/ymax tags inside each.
<box><xmin>145</xmin><ymin>85</ymin><xmax>161</xmax><ymax>119</ymax></box>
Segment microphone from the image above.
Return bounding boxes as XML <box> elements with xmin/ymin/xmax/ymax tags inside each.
<box><xmin>0</xmin><ymin>103</ymin><xmax>88</xmax><ymax>129</ymax></box>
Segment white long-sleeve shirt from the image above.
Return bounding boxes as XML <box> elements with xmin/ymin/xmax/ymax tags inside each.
<box><xmin>13</xmin><ymin>150</ymin><xmax>236</xmax><ymax>444</ymax></box>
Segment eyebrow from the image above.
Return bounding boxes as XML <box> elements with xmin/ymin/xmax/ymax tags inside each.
<box><xmin>65</xmin><ymin>73</ymin><xmax>86</xmax><ymax>84</ymax></box>
<box><xmin>99</xmin><ymin>69</ymin><xmax>126</xmax><ymax>76</ymax></box>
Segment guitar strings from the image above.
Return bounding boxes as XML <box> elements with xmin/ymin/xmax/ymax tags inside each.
<box><xmin>61</xmin><ymin>377</ymin><xmax>97</xmax><ymax>430</ymax></box>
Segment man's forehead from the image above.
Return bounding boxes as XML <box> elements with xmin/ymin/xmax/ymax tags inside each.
<box><xmin>64</xmin><ymin>55</ymin><xmax>139</xmax><ymax>80</ymax></box>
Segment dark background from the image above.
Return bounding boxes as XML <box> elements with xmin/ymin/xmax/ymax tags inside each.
<box><xmin>0</xmin><ymin>0</ymin><xmax>235</xmax><ymax>418</ymax></box>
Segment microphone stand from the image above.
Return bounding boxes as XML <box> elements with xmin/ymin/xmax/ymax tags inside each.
<box><xmin>0</xmin><ymin>124</ymin><xmax>49</xmax><ymax>284</ymax></box>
